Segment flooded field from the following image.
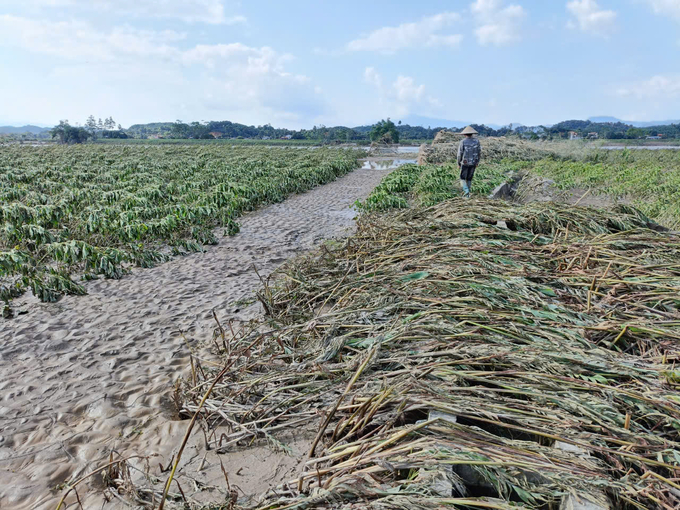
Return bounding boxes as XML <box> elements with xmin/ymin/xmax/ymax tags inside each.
<box><xmin>396</xmin><ymin>146</ymin><xmax>420</xmax><ymax>153</ymax></box>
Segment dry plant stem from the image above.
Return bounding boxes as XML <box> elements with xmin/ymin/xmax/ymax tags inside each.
<box><xmin>574</xmin><ymin>189</ymin><xmax>592</xmax><ymax>206</ymax></box>
<box><xmin>173</xmin><ymin>199</ymin><xmax>680</xmax><ymax>509</ymax></box>
<box><xmin>307</xmin><ymin>346</ymin><xmax>377</xmax><ymax>459</ymax></box>
<box><xmin>55</xmin><ymin>455</ymin><xmax>144</xmax><ymax>510</ymax></box>
<box><xmin>157</xmin><ymin>334</ymin><xmax>263</xmax><ymax>510</ymax></box>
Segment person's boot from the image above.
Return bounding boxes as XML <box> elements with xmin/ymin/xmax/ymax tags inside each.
<box><xmin>460</xmin><ymin>180</ymin><xmax>470</xmax><ymax>199</ymax></box>
<box><xmin>466</xmin><ymin>180</ymin><xmax>473</xmax><ymax>198</ymax></box>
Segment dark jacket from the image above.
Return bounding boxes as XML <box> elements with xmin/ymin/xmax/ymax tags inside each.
<box><xmin>457</xmin><ymin>137</ymin><xmax>481</xmax><ymax>167</ymax></box>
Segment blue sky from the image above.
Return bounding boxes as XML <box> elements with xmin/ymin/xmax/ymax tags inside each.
<box><xmin>1</xmin><ymin>0</ymin><xmax>679</xmax><ymax>128</ymax></box>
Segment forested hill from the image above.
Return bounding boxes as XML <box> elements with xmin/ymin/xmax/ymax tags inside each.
<box><xmin>125</xmin><ymin>118</ymin><xmax>680</xmax><ymax>141</ymax></box>
<box><xmin>549</xmin><ymin>119</ymin><xmax>680</xmax><ymax>139</ymax></box>
<box><xmin>5</xmin><ymin>118</ymin><xmax>680</xmax><ymax>141</ymax></box>
<box><xmin>125</xmin><ymin>120</ymin><xmax>452</xmax><ymax>141</ymax></box>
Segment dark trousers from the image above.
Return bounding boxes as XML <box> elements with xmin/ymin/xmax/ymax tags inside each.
<box><xmin>460</xmin><ymin>165</ymin><xmax>477</xmax><ymax>181</ymax></box>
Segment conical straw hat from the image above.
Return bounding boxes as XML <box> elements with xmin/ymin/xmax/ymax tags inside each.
<box><xmin>460</xmin><ymin>126</ymin><xmax>478</xmax><ymax>135</ymax></box>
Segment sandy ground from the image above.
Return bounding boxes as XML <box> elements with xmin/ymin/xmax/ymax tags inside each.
<box><xmin>0</xmin><ymin>163</ymin><xmax>394</xmax><ymax>509</ymax></box>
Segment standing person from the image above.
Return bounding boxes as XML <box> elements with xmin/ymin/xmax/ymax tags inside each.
<box><xmin>457</xmin><ymin>126</ymin><xmax>481</xmax><ymax>199</ymax></box>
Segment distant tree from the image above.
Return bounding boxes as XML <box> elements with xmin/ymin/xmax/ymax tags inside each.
<box><xmin>370</xmin><ymin>119</ymin><xmax>400</xmax><ymax>144</ymax></box>
<box><xmin>51</xmin><ymin>121</ymin><xmax>91</xmax><ymax>144</ymax></box>
<box><xmin>117</xmin><ymin>124</ymin><xmax>123</xmax><ymax>131</ymax></box>
<box><xmin>102</xmin><ymin>129</ymin><xmax>128</xmax><ymax>139</ymax></box>
<box><xmin>470</xmin><ymin>124</ymin><xmax>499</xmax><ymax>137</ymax></box>
<box><xmin>85</xmin><ymin>115</ymin><xmax>97</xmax><ymax>133</ymax></box>
<box><xmin>50</xmin><ymin>120</ymin><xmax>69</xmax><ymax>144</ymax></box>
<box><xmin>85</xmin><ymin>115</ymin><xmax>98</xmax><ymax>139</ymax></box>
<box><xmin>190</xmin><ymin>121</ymin><xmax>211</xmax><ymax>139</ymax></box>
<box><xmin>170</xmin><ymin>120</ymin><xmax>190</xmax><ymax>138</ymax></box>
<box><xmin>104</xmin><ymin>117</ymin><xmax>116</xmax><ymax>130</ymax></box>
<box><xmin>626</xmin><ymin>127</ymin><xmax>647</xmax><ymax>139</ymax></box>
<box><xmin>97</xmin><ymin>118</ymin><xmax>104</xmax><ymax>131</ymax></box>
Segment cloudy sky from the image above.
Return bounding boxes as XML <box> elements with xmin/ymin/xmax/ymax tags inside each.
<box><xmin>1</xmin><ymin>0</ymin><xmax>679</xmax><ymax>128</ymax></box>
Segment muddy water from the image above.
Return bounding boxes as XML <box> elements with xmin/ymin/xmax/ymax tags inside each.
<box><xmin>396</xmin><ymin>146</ymin><xmax>421</xmax><ymax>154</ymax></box>
<box><xmin>0</xmin><ymin>163</ymin><xmax>396</xmax><ymax>509</ymax></box>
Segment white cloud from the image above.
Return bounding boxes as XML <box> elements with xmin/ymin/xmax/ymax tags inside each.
<box><xmin>566</xmin><ymin>0</ymin><xmax>617</xmax><ymax>37</ymax></box>
<box><xmin>18</xmin><ymin>0</ymin><xmax>245</xmax><ymax>25</ymax></box>
<box><xmin>617</xmin><ymin>75</ymin><xmax>680</xmax><ymax>99</ymax></box>
<box><xmin>392</xmin><ymin>76</ymin><xmax>425</xmax><ymax>103</ymax></box>
<box><xmin>471</xmin><ymin>0</ymin><xmax>526</xmax><ymax>46</ymax></box>
<box><xmin>181</xmin><ymin>43</ymin><xmax>294</xmax><ymax>73</ymax></box>
<box><xmin>179</xmin><ymin>44</ymin><xmax>319</xmax><ymax>120</ymax></box>
<box><xmin>364</xmin><ymin>67</ymin><xmax>441</xmax><ymax>117</ymax></box>
<box><xmin>645</xmin><ymin>0</ymin><xmax>680</xmax><ymax>20</ymax></box>
<box><xmin>428</xmin><ymin>96</ymin><xmax>444</xmax><ymax>109</ymax></box>
<box><xmin>0</xmin><ymin>16</ymin><xmax>182</xmax><ymax>61</ymax></box>
<box><xmin>347</xmin><ymin>13</ymin><xmax>462</xmax><ymax>54</ymax></box>
<box><xmin>0</xmin><ymin>15</ymin><xmax>323</xmax><ymax>126</ymax></box>
<box><xmin>364</xmin><ymin>67</ymin><xmax>383</xmax><ymax>88</ymax></box>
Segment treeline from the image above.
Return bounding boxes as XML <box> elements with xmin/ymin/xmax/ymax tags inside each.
<box><xmin>84</xmin><ymin>115</ymin><xmax>128</xmax><ymax>139</ymax></box>
<box><xmin>47</xmin><ymin>115</ymin><xmax>129</xmax><ymax>144</ymax></box>
<box><xmin>127</xmin><ymin>120</ymin><xmax>337</xmax><ymax>140</ymax></box>
<box><xmin>547</xmin><ymin>120</ymin><xmax>680</xmax><ymax>139</ymax></box>
<box><xmin>126</xmin><ymin>119</ymin><xmax>459</xmax><ymax>142</ymax></box>
<box><xmin>27</xmin><ymin>117</ymin><xmax>680</xmax><ymax>146</ymax></box>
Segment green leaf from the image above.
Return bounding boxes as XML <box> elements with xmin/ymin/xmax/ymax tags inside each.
<box><xmin>400</xmin><ymin>271</ymin><xmax>430</xmax><ymax>283</ymax></box>
<box><xmin>513</xmin><ymin>485</ymin><xmax>537</xmax><ymax>504</ymax></box>
<box><xmin>664</xmin><ymin>370</ymin><xmax>680</xmax><ymax>383</ymax></box>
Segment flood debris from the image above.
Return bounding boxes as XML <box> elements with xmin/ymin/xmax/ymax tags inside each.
<box><xmin>560</xmin><ymin>492</ymin><xmax>611</xmax><ymax>510</ymax></box>
<box><xmin>418</xmin><ymin>130</ymin><xmax>551</xmax><ymax>166</ymax></box>
<box><xmin>160</xmin><ymin>199</ymin><xmax>680</xmax><ymax>509</ymax></box>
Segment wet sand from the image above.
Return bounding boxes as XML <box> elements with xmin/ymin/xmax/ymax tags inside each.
<box><xmin>0</xmin><ymin>163</ymin><xmax>394</xmax><ymax>509</ymax></box>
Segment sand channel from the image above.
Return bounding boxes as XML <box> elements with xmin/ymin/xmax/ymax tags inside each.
<box><xmin>0</xmin><ymin>160</ymin><xmax>403</xmax><ymax>509</ymax></box>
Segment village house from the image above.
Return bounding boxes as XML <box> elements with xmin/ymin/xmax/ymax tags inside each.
<box><xmin>209</xmin><ymin>132</ymin><xmax>223</xmax><ymax>139</ymax></box>
<box><xmin>568</xmin><ymin>131</ymin><xmax>581</xmax><ymax>140</ymax></box>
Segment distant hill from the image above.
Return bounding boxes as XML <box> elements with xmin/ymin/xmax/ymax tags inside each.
<box><xmin>588</xmin><ymin>116</ymin><xmax>623</xmax><ymax>124</ymax></box>
<box><xmin>589</xmin><ymin>116</ymin><xmax>680</xmax><ymax>128</ymax></box>
<box><xmin>0</xmin><ymin>125</ymin><xmax>51</xmax><ymax>135</ymax></box>
<box><xmin>5</xmin><ymin>117</ymin><xmax>680</xmax><ymax>142</ymax></box>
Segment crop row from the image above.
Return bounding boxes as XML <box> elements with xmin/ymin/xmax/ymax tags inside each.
<box><xmin>0</xmin><ymin>145</ymin><xmax>361</xmax><ymax>309</ymax></box>
<box><xmin>357</xmin><ymin>161</ymin><xmax>521</xmax><ymax>211</ymax></box>
<box><xmin>528</xmin><ymin>148</ymin><xmax>680</xmax><ymax>229</ymax></box>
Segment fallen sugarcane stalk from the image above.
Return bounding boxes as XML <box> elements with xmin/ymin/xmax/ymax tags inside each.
<box><xmin>172</xmin><ymin>199</ymin><xmax>680</xmax><ymax>509</ymax></box>
<box><xmin>157</xmin><ymin>332</ymin><xmax>265</xmax><ymax>510</ymax></box>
